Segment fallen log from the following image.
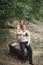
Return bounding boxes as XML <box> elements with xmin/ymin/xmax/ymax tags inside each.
<box><xmin>9</xmin><ymin>42</ymin><xmax>28</xmax><ymax>59</ymax></box>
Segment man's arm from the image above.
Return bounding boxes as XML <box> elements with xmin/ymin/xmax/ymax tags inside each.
<box><xmin>27</xmin><ymin>31</ymin><xmax>30</xmax><ymax>46</ymax></box>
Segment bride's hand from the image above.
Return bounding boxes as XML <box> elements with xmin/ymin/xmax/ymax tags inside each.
<box><xmin>21</xmin><ymin>32</ymin><xmax>25</xmax><ymax>36</ymax></box>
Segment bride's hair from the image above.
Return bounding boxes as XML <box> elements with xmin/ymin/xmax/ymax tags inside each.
<box><xmin>19</xmin><ymin>19</ymin><xmax>26</xmax><ymax>29</ymax></box>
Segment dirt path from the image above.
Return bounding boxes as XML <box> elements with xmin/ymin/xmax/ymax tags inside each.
<box><xmin>0</xmin><ymin>22</ymin><xmax>43</xmax><ymax>65</ymax></box>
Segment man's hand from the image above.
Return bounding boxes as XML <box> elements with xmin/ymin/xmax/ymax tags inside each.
<box><xmin>21</xmin><ymin>32</ymin><xmax>25</xmax><ymax>36</ymax></box>
<box><xmin>27</xmin><ymin>43</ymin><xmax>30</xmax><ymax>46</ymax></box>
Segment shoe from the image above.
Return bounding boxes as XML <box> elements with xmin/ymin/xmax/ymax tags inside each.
<box><xmin>21</xmin><ymin>60</ymin><xmax>26</xmax><ymax>63</ymax></box>
<box><xmin>31</xmin><ymin>64</ymin><xmax>34</xmax><ymax>65</ymax></box>
<box><xmin>29</xmin><ymin>62</ymin><xmax>34</xmax><ymax>65</ymax></box>
<box><xmin>30</xmin><ymin>63</ymin><xmax>34</xmax><ymax>65</ymax></box>
<box><xmin>23</xmin><ymin>60</ymin><xmax>26</xmax><ymax>63</ymax></box>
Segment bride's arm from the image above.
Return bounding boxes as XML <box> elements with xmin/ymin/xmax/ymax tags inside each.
<box><xmin>16</xmin><ymin>25</ymin><xmax>21</xmax><ymax>35</ymax></box>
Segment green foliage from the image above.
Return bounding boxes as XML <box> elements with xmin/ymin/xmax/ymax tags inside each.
<box><xmin>32</xmin><ymin>18</ymin><xmax>41</xmax><ymax>25</ymax></box>
<box><xmin>0</xmin><ymin>0</ymin><xmax>16</xmax><ymax>19</ymax></box>
<box><xmin>39</xmin><ymin>7</ymin><xmax>43</xmax><ymax>17</ymax></box>
<box><xmin>0</xmin><ymin>0</ymin><xmax>32</xmax><ymax>20</ymax></box>
<box><xmin>0</xmin><ymin>0</ymin><xmax>43</xmax><ymax>22</ymax></box>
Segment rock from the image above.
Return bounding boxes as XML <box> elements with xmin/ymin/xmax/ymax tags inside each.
<box><xmin>9</xmin><ymin>42</ymin><xmax>27</xmax><ymax>59</ymax></box>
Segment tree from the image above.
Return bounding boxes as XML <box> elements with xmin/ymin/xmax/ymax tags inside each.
<box><xmin>0</xmin><ymin>0</ymin><xmax>43</xmax><ymax>21</ymax></box>
<box><xmin>31</xmin><ymin>0</ymin><xmax>41</xmax><ymax>16</ymax></box>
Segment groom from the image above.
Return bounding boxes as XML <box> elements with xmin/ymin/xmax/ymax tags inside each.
<box><xmin>19</xmin><ymin>25</ymin><xmax>34</xmax><ymax>65</ymax></box>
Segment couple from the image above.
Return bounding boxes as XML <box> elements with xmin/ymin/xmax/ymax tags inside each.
<box><xmin>16</xmin><ymin>20</ymin><xmax>34</xmax><ymax>65</ymax></box>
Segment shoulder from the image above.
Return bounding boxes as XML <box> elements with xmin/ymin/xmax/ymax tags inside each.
<box><xmin>17</xmin><ymin>24</ymin><xmax>20</xmax><ymax>28</ymax></box>
<box><xmin>26</xmin><ymin>30</ymin><xmax>30</xmax><ymax>33</ymax></box>
<box><xmin>26</xmin><ymin>30</ymin><xmax>30</xmax><ymax>35</ymax></box>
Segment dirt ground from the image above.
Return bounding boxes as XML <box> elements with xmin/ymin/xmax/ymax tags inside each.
<box><xmin>0</xmin><ymin>22</ymin><xmax>43</xmax><ymax>65</ymax></box>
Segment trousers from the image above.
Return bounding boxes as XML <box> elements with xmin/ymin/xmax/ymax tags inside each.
<box><xmin>20</xmin><ymin>41</ymin><xmax>33</xmax><ymax>63</ymax></box>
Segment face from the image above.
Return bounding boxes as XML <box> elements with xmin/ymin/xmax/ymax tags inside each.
<box><xmin>22</xmin><ymin>25</ymin><xmax>26</xmax><ymax>30</ymax></box>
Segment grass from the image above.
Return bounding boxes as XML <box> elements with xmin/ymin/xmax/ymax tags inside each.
<box><xmin>32</xmin><ymin>18</ymin><xmax>42</xmax><ymax>25</ymax></box>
